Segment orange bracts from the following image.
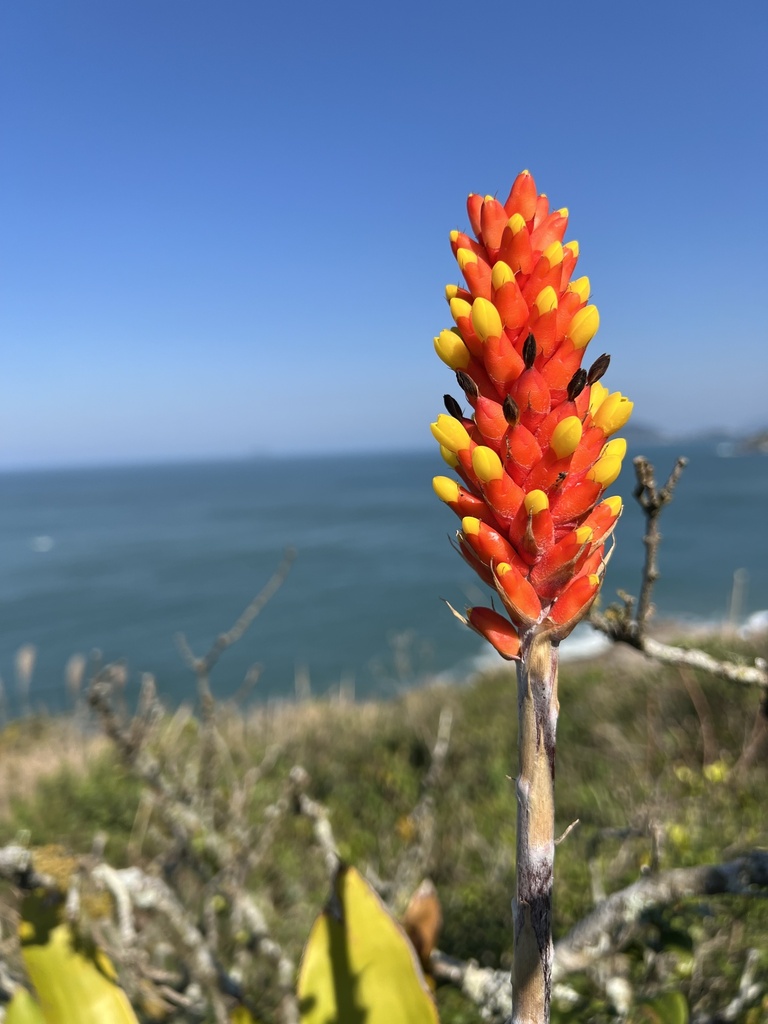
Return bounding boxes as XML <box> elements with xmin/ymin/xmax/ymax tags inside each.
<box><xmin>431</xmin><ymin>172</ymin><xmax>631</xmax><ymax>656</ymax></box>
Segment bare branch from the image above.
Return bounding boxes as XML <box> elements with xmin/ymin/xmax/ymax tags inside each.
<box><xmin>176</xmin><ymin>547</ymin><xmax>296</xmax><ymax>687</ymax></box>
<box><xmin>590</xmin><ymin>455</ymin><xmax>768</xmax><ymax>696</ymax></box>
<box><xmin>428</xmin><ymin>850</ymin><xmax>768</xmax><ymax>1020</ymax></box>
<box><xmin>552</xmin><ymin>850</ymin><xmax>768</xmax><ymax>980</ymax></box>
<box><xmin>633</xmin><ymin>455</ymin><xmax>688</xmax><ymax>631</ymax></box>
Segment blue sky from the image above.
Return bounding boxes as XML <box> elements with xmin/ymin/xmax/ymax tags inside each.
<box><xmin>2</xmin><ymin>0</ymin><xmax>766</xmax><ymax>468</ymax></box>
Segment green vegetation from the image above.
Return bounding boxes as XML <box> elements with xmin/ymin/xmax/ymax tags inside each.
<box><xmin>1</xmin><ymin>631</ymin><xmax>767</xmax><ymax>1022</ymax></box>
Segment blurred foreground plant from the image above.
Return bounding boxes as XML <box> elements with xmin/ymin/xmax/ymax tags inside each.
<box><xmin>431</xmin><ymin>171</ymin><xmax>632</xmax><ymax>1022</ymax></box>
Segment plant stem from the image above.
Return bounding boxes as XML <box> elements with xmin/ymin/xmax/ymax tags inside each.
<box><xmin>512</xmin><ymin>632</ymin><xmax>559</xmax><ymax>1023</ymax></box>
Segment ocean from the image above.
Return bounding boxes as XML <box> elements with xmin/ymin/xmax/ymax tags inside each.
<box><xmin>1</xmin><ymin>443</ymin><xmax>766</xmax><ymax>716</ymax></box>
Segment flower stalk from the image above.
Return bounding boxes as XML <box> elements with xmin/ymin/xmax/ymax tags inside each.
<box><xmin>430</xmin><ymin>171</ymin><xmax>630</xmax><ymax>1020</ymax></box>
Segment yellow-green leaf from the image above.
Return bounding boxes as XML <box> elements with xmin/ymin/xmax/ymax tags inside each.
<box><xmin>230</xmin><ymin>1006</ymin><xmax>262</xmax><ymax>1024</ymax></box>
<box><xmin>19</xmin><ymin>895</ymin><xmax>139</xmax><ymax>1024</ymax></box>
<box><xmin>298</xmin><ymin>865</ymin><xmax>439</xmax><ymax>1024</ymax></box>
<box><xmin>5</xmin><ymin>987</ymin><xmax>47</xmax><ymax>1024</ymax></box>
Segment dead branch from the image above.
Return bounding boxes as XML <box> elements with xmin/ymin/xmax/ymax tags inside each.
<box><xmin>552</xmin><ymin>849</ymin><xmax>768</xmax><ymax>980</ymax></box>
<box><xmin>591</xmin><ymin>456</ymin><xmax>768</xmax><ymax>695</ymax></box>
<box><xmin>176</xmin><ymin>547</ymin><xmax>296</xmax><ymax>698</ymax></box>
<box><xmin>428</xmin><ymin>850</ymin><xmax>768</xmax><ymax>1020</ymax></box>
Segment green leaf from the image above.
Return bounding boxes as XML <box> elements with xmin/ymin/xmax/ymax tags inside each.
<box><xmin>19</xmin><ymin>894</ymin><xmax>140</xmax><ymax>1024</ymax></box>
<box><xmin>637</xmin><ymin>991</ymin><xmax>689</xmax><ymax>1024</ymax></box>
<box><xmin>298</xmin><ymin>865</ymin><xmax>439</xmax><ymax>1024</ymax></box>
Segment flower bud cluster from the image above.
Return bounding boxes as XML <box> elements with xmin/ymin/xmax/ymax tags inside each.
<box><xmin>431</xmin><ymin>171</ymin><xmax>632</xmax><ymax>658</ymax></box>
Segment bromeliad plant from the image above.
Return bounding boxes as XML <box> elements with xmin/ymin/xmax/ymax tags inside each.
<box><xmin>430</xmin><ymin>170</ymin><xmax>632</xmax><ymax>1023</ymax></box>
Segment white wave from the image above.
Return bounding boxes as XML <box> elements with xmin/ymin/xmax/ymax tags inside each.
<box><xmin>738</xmin><ymin>610</ymin><xmax>768</xmax><ymax>639</ymax></box>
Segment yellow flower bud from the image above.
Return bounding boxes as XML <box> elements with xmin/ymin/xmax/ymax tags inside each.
<box><xmin>588</xmin><ymin>381</ymin><xmax>609</xmax><ymax>417</ymax></box>
<box><xmin>430</xmin><ymin>414</ymin><xmax>471</xmax><ymax>453</ymax></box>
<box><xmin>456</xmin><ymin>247</ymin><xmax>477</xmax><ymax>271</ymax></box>
<box><xmin>592</xmin><ymin>392</ymin><xmax>633</xmax><ymax>434</ymax></box>
<box><xmin>601</xmin><ymin>495</ymin><xmax>623</xmax><ymax>517</ymax></box>
<box><xmin>470</xmin><ymin>297</ymin><xmax>503</xmax><ymax>341</ymax></box>
<box><xmin>524</xmin><ymin>489</ymin><xmax>549</xmax><ymax>514</ymax></box>
<box><xmin>434</xmin><ymin>329</ymin><xmax>471</xmax><ymax>370</ymax></box>
<box><xmin>449</xmin><ymin>297</ymin><xmax>472</xmax><ymax>323</ymax></box>
<box><xmin>491</xmin><ymin>261</ymin><xmax>514</xmax><ymax>290</ymax></box>
<box><xmin>601</xmin><ymin>437</ymin><xmax>627</xmax><ymax>461</ymax></box>
<box><xmin>507</xmin><ymin>213</ymin><xmax>526</xmax><ymax>235</ymax></box>
<box><xmin>471</xmin><ymin>446</ymin><xmax>503</xmax><ymax>483</ymax></box>
<box><xmin>440</xmin><ymin>446</ymin><xmax>459</xmax><ymax>469</ymax></box>
<box><xmin>551</xmin><ymin>416</ymin><xmax>583</xmax><ymax>459</ymax></box>
<box><xmin>588</xmin><ymin>454</ymin><xmax>623</xmax><ymax>487</ymax></box>
<box><xmin>564</xmin><ymin>240</ymin><xmax>579</xmax><ymax>259</ymax></box>
<box><xmin>534</xmin><ymin>286</ymin><xmax>558</xmax><ymax>316</ymax></box>
<box><xmin>568</xmin><ymin>276</ymin><xmax>590</xmax><ymax>302</ymax></box>
<box><xmin>567</xmin><ymin>305</ymin><xmax>600</xmax><ymax>349</ymax></box>
<box><xmin>542</xmin><ymin>241</ymin><xmax>564</xmax><ymax>267</ymax></box>
<box><xmin>445</xmin><ymin>284</ymin><xmax>460</xmax><ymax>301</ymax></box>
<box><xmin>461</xmin><ymin>516</ymin><xmax>481</xmax><ymax>536</ymax></box>
<box><xmin>432</xmin><ymin>476</ymin><xmax>460</xmax><ymax>504</ymax></box>
<box><xmin>574</xmin><ymin>526</ymin><xmax>593</xmax><ymax>545</ymax></box>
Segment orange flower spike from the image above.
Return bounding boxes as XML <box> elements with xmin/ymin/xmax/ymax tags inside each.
<box><xmin>457</xmin><ymin>247</ymin><xmax>492</xmax><ymax>300</ymax></box>
<box><xmin>497</xmin><ymin>213</ymin><xmax>534</xmax><ymax>274</ymax></box>
<box><xmin>433</xmin><ymin>171</ymin><xmax>630</xmax><ymax>655</ymax></box>
<box><xmin>494</xmin><ymin>562</ymin><xmax>542</xmax><ymax>627</ymax></box>
<box><xmin>504</xmin><ymin>169</ymin><xmax>538</xmax><ymax>221</ymax></box>
<box><xmin>471</xmin><ymin>445</ymin><xmax>525</xmax><ymax>522</ymax></box>
<box><xmin>466</xmin><ymin>606</ymin><xmax>521</xmax><ymax>660</ymax></box>
<box><xmin>547</xmin><ymin>573</ymin><xmax>601</xmax><ymax>631</ymax></box>
<box><xmin>480</xmin><ymin>196</ymin><xmax>509</xmax><ymax>252</ymax></box>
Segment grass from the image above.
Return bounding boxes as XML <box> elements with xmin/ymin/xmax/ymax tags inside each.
<box><xmin>1</xmin><ymin>630</ymin><xmax>767</xmax><ymax>1022</ymax></box>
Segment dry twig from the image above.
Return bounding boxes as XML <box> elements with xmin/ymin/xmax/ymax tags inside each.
<box><xmin>591</xmin><ymin>456</ymin><xmax>768</xmax><ymax>695</ymax></box>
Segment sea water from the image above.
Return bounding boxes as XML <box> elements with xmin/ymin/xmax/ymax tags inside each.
<box><xmin>1</xmin><ymin>443</ymin><xmax>766</xmax><ymax>715</ymax></box>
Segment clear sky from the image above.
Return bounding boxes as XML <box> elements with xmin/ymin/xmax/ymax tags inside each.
<box><xmin>2</xmin><ymin>0</ymin><xmax>766</xmax><ymax>468</ymax></box>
